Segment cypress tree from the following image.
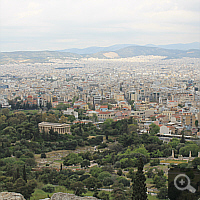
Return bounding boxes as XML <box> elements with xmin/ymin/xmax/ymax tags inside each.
<box><xmin>23</xmin><ymin>165</ymin><xmax>27</xmax><ymax>183</ymax></box>
<box><xmin>132</xmin><ymin>157</ymin><xmax>147</xmax><ymax>200</ymax></box>
<box><xmin>16</xmin><ymin>168</ymin><xmax>20</xmax><ymax>180</ymax></box>
<box><xmin>180</xmin><ymin>132</ymin><xmax>185</xmax><ymax>143</ymax></box>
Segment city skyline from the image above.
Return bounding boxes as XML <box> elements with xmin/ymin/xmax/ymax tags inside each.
<box><xmin>1</xmin><ymin>0</ymin><xmax>200</xmax><ymax>52</ymax></box>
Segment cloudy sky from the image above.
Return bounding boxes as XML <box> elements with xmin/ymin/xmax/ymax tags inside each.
<box><xmin>0</xmin><ymin>0</ymin><xmax>200</xmax><ymax>51</ymax></box>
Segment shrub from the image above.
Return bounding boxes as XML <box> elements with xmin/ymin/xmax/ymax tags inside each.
<box><xmin>42</xmin><ymin>184</ymin><xmax>55</xmax><ymax>193</ymax></box>
<box><xmin>41</xmin><ymin>153</ymin><xmax>46</xmax><ymax>158</ymax></box>
<box><xmin>118</xmin><ymin>177</ymin><xmax>130</xmax><ymax>187</ymax></box>
<box><xmin>150</xmin><ymin>158</ymin><xmax>160</xmax><ymax>166</ymax></box>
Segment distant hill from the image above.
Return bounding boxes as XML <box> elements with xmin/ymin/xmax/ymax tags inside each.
<box><xmin>59</xmin><ymin>42</ymin><xmax>200</xmax><ymax>55</ymax></box>
<box><xmin>89</xmin><ymin>45</ymin><xmax>200</xmax><ymax>59</ymax></box>
<box><xmin>1</xmin><ymin>44</ymin><xmax>200</xmax><ymax>64</ymax></box>
<box><xmin>146</xmin><ymin>42</ymin><xmax>200</xmax><ymax>50</ymax></box>
<box><xmin>59</xmin><ymin>44</ymin><xmax>135</xmax><ymax>54</ymax></box>
<box><xmin>0</xmin><ymin>51</ymin><xmax>81</xmax><ymax>64</ymax></box>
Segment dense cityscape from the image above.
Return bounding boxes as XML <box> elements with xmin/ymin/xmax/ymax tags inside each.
<box><xmin>1</xmin><ymin>56</ymin><xmax>200</xmax><ymax>135</ymax></box>
<box><xmin>0</xmin><ymin>55</ymin><xmax>200</xmax><ymax>200</ymax></box>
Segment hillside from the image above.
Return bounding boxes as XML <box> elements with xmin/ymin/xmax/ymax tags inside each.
<box><xmin>0</xmin><ymin>51</ymin><xmax>81</xmax><ymax>64</ymax></box>
<box><xmin>1</xmin><ymin>45</ymin><xmax>200</xmax><ymax>64</ymax></box>
<box><xmin>89</xmin><ymin>46</ymin><xmax>200</xmax><ymax>59</ymax></box>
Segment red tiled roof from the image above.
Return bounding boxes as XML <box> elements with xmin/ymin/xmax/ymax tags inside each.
<box><xmin>98</xmin><ymin>111</ymin><xmax>111</xmax><ymax>114</ymax></box>
<box><xmin>157</xmin><ymin>115</ymin><xmax>166</xmax><ymax>118</ymax></box>
<box><xmin>100</xmin><ymin>105</ymin><xmax>108</xmax><ymax>108</ymax></box>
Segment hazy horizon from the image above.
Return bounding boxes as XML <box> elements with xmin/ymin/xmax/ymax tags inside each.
<box><xmin>1</xmin><ymin>0</ymin><xmax>200</xmax><ymax>52</ymax></box>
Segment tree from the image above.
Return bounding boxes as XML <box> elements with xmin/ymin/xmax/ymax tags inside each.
<box><xmin>42</xmin><ymin>184</ymin><xmax>55</xmax><ymax>193</ymax></box>
<box><xmin>16</xmin><ymin>168</ymin><xmax>20</xmax><ymax>180</ymax></box>
<box><xmin>70</xmin><ymin>181</ymin><xmax>86</xmax><ymax>196</ymax></box>
<box><xmin>112</xmin><ymin>182</ymin><xmax>126</xmax><ymax>200</ymax></box>
<box><xmin>98</xmin><ymin>191</ymin><xmax>110</xmax><ymax>200</ymax></box>
<box><xmin>59</xmin><ymin>115</ymin><xmax>68</xmax><ymax>123</ymax></box>
<box><xmin>41</xmin><ymin>153</ymin><xmax>46</xmax><ymax>158</ymax></box>
<box><xmin>93</xmin><ymin>187</ymin><xmax>99</xmax><ymax>198</ymax></box>
<box><xmin>83</xmin><ymin>177</ymin><xmax>97</xmax><ymax>190</ymax></box>
<box><xmin>192</xmin><ymin>157</ymin><xmax>200</xmax><ymax>169</ymax></box>
<box><xmin>149</xmin><ymin>123</ymin><xmax>160</xmax><ymax>135</ymax></box>
<box><xmin>146</xmin><ymin>168</ymin><xmax>153</xmax><ymax>178</ymax></box>
<box><xmin>63</xmin><ymin>153</ymin><xmax>83</xmax><ymax>166</ymax></box>
<box><xmin>23</xmin><ymin>165</ymin><xmax>27</xmax><ymax>183</ymax></box>
<box><xmin>13</xmin><ymin>178</ymin><xmax>26</xmax><ymax>196</ymax></box>
<box><xmin>132</xmin><ymin>157</ymin><xmax>147</xmax><ymax>200</ymax></box>
<box><xmin>117</xmin><ymin>169</ymin><xmax>123</xmax><ymax>176</ymax></box>
<box><xmin>153</xmin><ymin>174</ymin><xmax>166</xmax><ymax>189</ymax></box>
<box><xmin>2</xmin><ymin>126</ymin><xmax>16</xmax><ymax>138</ymax></box>
<box><xmin>118</xmin><ymin>177</ymin><xmax>130</xmax><ymax>187</ymax></box>
<box><xmin>169</xmin><ymin>138</ymin><xmax>180</xmax><ymax>148</ymax></box>
<box><xmin>49</xmin><ymin>127</ymin><xmax>58</xmax><ymax>141</ymax></box>
<box><xmin>179</xmin><ymin>143</ymin><xmax>199</xmax><ymax>157</ymax></box>
<box><xmin>157</xmin><ymin>186</ymin><xmax>168</xmax><ymax>199</ymax></box>
<box><xmin>150</xmin><ymin>158</ymin><xmax>160</xmax><ymax>166</ymax></box>
<box><xmin>91</xmin><ymin>113</ymin><xmax>98</xmax><ymax>122</ymax></box>
<box><xmin>25</xmin><ymin>179</ymin><xmax>37</xmax><ymax>199</ymax></box>
<box><xmin>81</xmin><ymin>159</ymin><xmax>90</xmax><ymax>168</ymax></box>
<box><xmin>46</xmin><ymin>101</ymin><xmax>52</xmax><ymax>110</ymax></box>
<box><xmin>90</xmin><ymin>166</ymin><xmax>103</xmax><ymax>178</ymax></box>
<box><xmin>180</xmin><ymin>132</ymin><xmax>185</xmax><ymax>143</ymax></box>
<box><xmin>98</xmin><ymin>171</ymin><xmax>112</xmax><ymax>182</ymax></box>
<box><xmin>103</xmin><ymin>177</ymin><xmax>114</xmax><ymax>186</ymax></box>
<box><xmin>1</xmin><ymin>108</ymin><xmax>9</xmax><ymax>116</ymax></box>
<box><xmin>195</xmin><ymin>120</ymin><xmax>198</xmax><ymax>128</ymax></box>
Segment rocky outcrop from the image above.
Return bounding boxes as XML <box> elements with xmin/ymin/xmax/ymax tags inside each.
<box><xmin>50</xmin><ymin>192</ymin><xmax>98</xmax><ymax>200</ymax></box>
<box><xmin>0</xmin><ymin>192</ymin><xmax>98</xmax><ymax>200</ymax></box>
<box><xmin>0</xmin><ymin>192</ymin><xmax>26</xmax><ymax>200</ymax></box>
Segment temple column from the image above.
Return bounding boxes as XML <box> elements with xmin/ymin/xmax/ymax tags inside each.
<box><xmin>171</xmin><ymin>150</ymin><xmax>174</xmax><ymax>158</ymax></box>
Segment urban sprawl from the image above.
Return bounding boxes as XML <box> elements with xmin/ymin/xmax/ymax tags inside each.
<box><xmin>1</xmin><ymin>56</ymin><xmax>200</xmax><ymax>140</ymax></box>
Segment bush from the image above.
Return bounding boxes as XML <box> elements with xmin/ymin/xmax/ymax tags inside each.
<box><xmin>24</xmin><ymin>152</ymin><xmax>34</xmax><ymax>158</ymax></box>
<box><xmin>41</xmin><ymin>153</ymin><xmax>46</xmax><ymax>158</ymax></box>
<box><xmin>118</xmin><ymin>177</ymin><xmax>130</xmax><ymax>187</ymax></box>
<box><xmin>117</xmin><ymin>169</ymin><xmax>123</xmax><ymax>176</ymax></box>
<box><xmin>114</xmin><ymin>161</ymin><xmax>121</xmax><ymax>169</ymax></box>
<box><xmin>103</xmin><ymin>177</ymin><xmax>114</xmax><ymax>186</ymax></box>
<box><xmin>42</xmin><ymin>184</ymin><xmax>55</xmax><ymax>193</ymax></box>
<box><xmin>150</xmin><ymin>159</ymin><xmax>160</xmax><ymax>166</ymax></box>
<box><xmin>15</xmin><ymin>151</ymin><xmax>23</xmax><ymax>158</ymax></box>
<box><xmin>98</xmin><ymin>143</ymin><xmax>108</xmax><ymax>149</ymax></box>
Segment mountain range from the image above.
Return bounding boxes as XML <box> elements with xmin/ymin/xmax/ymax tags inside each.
<box><xmin>0</xmin><ymin>42</ymin><xmax>200</xmax><ymax>64</ymax></box>
<box><xmin>59</xmin><ymin>42</ymin><xmax>200</xmax><ymax>54</ymax></box>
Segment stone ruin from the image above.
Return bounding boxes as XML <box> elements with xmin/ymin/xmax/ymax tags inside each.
<box><xmin>50</xmin><ymin>192</ymin><xmax>98</xmax><ymax>200</ymax></box>
<box><xmin>0</xmin><ymin>192</ymin><xmax>98</xmax><ymax>200</ymax></box>
<box><xmin>0</xmin><ymin>192</ymin><xmax>25</xmax><ymax>200</ymax></box>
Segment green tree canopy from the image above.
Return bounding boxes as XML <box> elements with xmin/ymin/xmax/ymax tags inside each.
<box><xmin>63</xmin><ymin>153</ymin><xmax>83</xmax><ymax>166</ymax></box>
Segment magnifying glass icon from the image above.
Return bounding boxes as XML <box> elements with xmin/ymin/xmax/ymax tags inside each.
<box><xmin>174</xmin><ymin>174</ymin><xmax>196</xmax><ymax>193</ymax></box>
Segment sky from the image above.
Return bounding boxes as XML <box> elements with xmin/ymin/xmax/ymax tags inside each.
<box><xmin>0</xmin><ymin>0</ymin><xmax>200</xmax><ymax>52</ymax></box>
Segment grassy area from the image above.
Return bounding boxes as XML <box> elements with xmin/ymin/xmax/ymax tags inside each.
<box><xmin>22</xmin><ymin>110</ymin><xmax>39</xmax><ymax>114</ymax></box>
<box><xmin>160</xmin><ymin>159</ymin><xmax>188</xmax><ymax>164</ymax></box>
<box><xmin>148</xmin><ymin>194</ymin><xmax>158</xmax><ymax>200</ymax></box>
<box><xmin>54</xmin><ymin>160</ymin><xmax>63</xmax><ymax>163</ymax></box>
<box><xmin>30</xmin><ymin>189</ymin><xmax>51</xmax><ymax>200</ymax></box>
<box><xmin>30</xmin><ymin>186</ymin><xmax>159</xmax><ymax>200</ymax></box>
<box><xmin>30</xmin><ymin>186</ymin><xmax>111</xmax><ymax>200</ymax></box>
<box><xmin>146</xmin><ymin>178</ymin><xmax>153</xmax><ymax>184</ymax></box>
